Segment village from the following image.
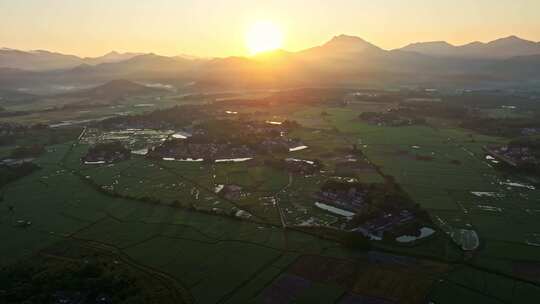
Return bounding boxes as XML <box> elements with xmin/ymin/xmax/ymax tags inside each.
<box><xmin>359</xmin><ymin>109</ymin><xmax>426</xmax><ymax>127</ymax></box>
<box><xmin>75</xmin><ymin>112</ymin><xmax>435</xmax><ymax>245</ymax></box>
<box><xmin>484</xmin><ymin>138</ymin><xmax>540</xmax><ymax>171</ymax></box>
<box><xmin>145</xmin><ymin>119</ymin><xmax>307</xmax><ymax>161</ymax></box>
<box><xmin>82</xmin><ymin>142</ymin><xmax>131</xmax><ymax>164</ymax></box>
<box><xmin>310</xmin><ymin>178</ymin><xmax>428</xmax><ymax>242</ymax></box>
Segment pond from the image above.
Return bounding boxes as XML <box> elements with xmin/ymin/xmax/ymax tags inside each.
<box><xmin>215</xmin><ymin>158</ymin><xmax>252</xmax><ymax>163</ymax></box>
<box><xmin>395</xmin><ymin>227</ymin><xmax>435</xmax><ymax>243</ymax></box>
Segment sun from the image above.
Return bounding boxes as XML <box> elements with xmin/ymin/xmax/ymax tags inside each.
<box><xmin>245</xmin><ymin>21</ymin><xmax>284</xmax><ymax>55</ymax></box>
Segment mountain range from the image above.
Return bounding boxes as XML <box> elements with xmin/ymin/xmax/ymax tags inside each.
<box><xmin>400</xmin><ymin>36</ymin><xmax>540</xmax><ymax>59</ymax></box>
<box><xmin>0</xmin><ymin>49</ymin><xmax>143</xmax><ymax>71</ymax></box>
<box><xmin>1</xmin><ymin>35</ymin><xmax>540</xmax><ymax>92</ymax></box>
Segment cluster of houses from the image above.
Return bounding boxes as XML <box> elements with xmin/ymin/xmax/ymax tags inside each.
<box><xmin>82</xmin><ymin>142</ymin><xmax>131</xmax><ymax>164</ymax></box>
<box><xmin>0</xmin><ymin>157</ymin><xmax>35</xmax><ymax>167</ymax></box>
<box><xmin>0</xmin><ymin>122</ymin><xmax>29</xmax><ymax>135</ymax></box>
<box><xmin>521</xmin><ymin>128</ymin><xmax>540</xmax><ymax>136</ymax></box>
<box><xmin>315</xmin><ymin>181</ymin><xmax>367</xmax><ymax>213</ymax></box>
<box><xmin>284</xmin><ymin>158</ymin><xmax>321</xmax><ymax>175</ymax></box>
<box><xmin>485</xmin><ymin>144</ymin><xmax>539</xmax><ymax>168</ymax></box>
<box><xmin>149</xmin><ymin>140</ymin><xmax>255</xmax><ymax>161</ymax></box>
<box><xmin>1</xmin><ymin>122</ymin><xmax>48</xmax><ymax>146</ymax></box>
<box><xmin>79</xmin><ymin>118</ymin><xmax>306</xmax><ymax>165</ymax></box>
<box><xmin>260</xmin><ymin>137</ymin><xmax>305</xmax><ymax>154</ymax></box>
<box><xmin>147</xmin><ymin>119</ymin><xmax>306</xmax><ymax>161</ymax></box>
<box><xmin>231</xmin><ymin>120</ymin><xmax>305</xmax><ymax>153</ymax></box>
<box><xmin>98</xmin><ymin>105</ymin><xmax>208</xmax><ymax>131</ymax></box>
<box><xmin>359</xmin><ymin>111</ymin><xmax>425</xmax><ymax>127</ymax></box>
<box><xmin>98</xmin><ymin>116</ymin><xmax>175</xmax><ymax>131</ymax></box>
<box><xmin>1</xmin><ymin>143</ymin><xmax>45</xmax><ymax>167</ymax></box>
<box><xmin>312</xmin><ymin>179</ymin><xmax>424</xmax><ymax>241</ymax></box>
<box><xmin>353</xmin><ymin>210</ymin><xmax>416</xmax><ymax>240</ymax></box>
<box><xmin>244</xmin><ymin>121</ymin><xmax>285</xmax><ymax>135</ymax></box>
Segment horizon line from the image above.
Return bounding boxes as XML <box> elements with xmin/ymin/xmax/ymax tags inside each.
<box><xmin>2</xmin><ymin>34</ymin><xmax>539</xmax><ymax>59</ymax></box>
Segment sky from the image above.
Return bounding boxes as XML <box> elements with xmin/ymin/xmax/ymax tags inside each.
<box><xmin>1</xmin><ymin>0</ymin><xmax>539</xmax><ymax>57</ymax></box>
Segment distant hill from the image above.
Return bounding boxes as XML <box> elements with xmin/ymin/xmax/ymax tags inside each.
<box><xmin>400</xmin><ymin>36</ymin><xmax>540</xmax><ymax>59</ymax></box>
<box><xmin>0</xmin><ymin>88</ymin><xmax>37</xmax><ymax>105</ymax></box>
<box><xmin>83</xmin><ymin>51</ymin><xmax>144</xmax><ymax>65</ymax></box>
<box><xmin>79</xmin><ymin>54</ymin><xmax>194</xmax><ymax>74</ymax></box>
<box><xmin>0</xmin><ymin>49</ymin><xmax>147</xmax><ymax>71</ymax></box>
<box><xmin>58</xmin><ymin>54</ymin><xmax>200</xmax><ymax>85</ymax></box>
<box><xmin>60</xmin><ymin>79</ymin><xmax>168</xmax><ymax>100</ymax></box>
<box><xmin>0</xmin><ymin>48</ymin><xmax>84</xmax><ymax>71</ymax></box>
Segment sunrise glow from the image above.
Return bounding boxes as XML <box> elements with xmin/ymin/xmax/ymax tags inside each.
<box><xmin>245</xmin><ymin>21</ymin><xmax>284</xmax><ymax>55</ymax></box>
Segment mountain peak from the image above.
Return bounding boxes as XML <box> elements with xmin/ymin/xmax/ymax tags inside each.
<box><xmin>29</xmin><ymin>49</ymin><xmax>53</xmax><ymax>54</ymax></box>
<box><xmin>322</xmin><ymin>34</ymin><xmax>381</xmax><ymax>52</ymax></box>
<box><xmin>488</xmin><ymin>35</ymin><xmax>533</xmax><ymax>46</ymax></box>
<box><xmin>330</xmin><ymin>34</ymin><xmax>366</xmax><ymax>42</ymax></box>
<box><xmin>503</xmin><ymin>35</ymin><xmax>522</xmax><ymax>40</ymax></box>
<box><xmin>463</xmin><ymin>41</ymin><xmax>483</xmax><ymax>47</ymax></box>
<box><xmin>82</xmin><ymin>51</ymin><xmax>146</xmax><ymax>65</ymax></box>
<box><xmin>326</xmin><ymin>35</ymin><xmax>371</xmax><ymax>46</ymax></box>
<box><xmin>408</xmin><ymin>41</ymin><xmax>454</xmax><ymax>47</ymax></box>
<box><xmin>400</xmin><ymin>41</ymin><xmax>455</xmax><ymax>55</ymax></box>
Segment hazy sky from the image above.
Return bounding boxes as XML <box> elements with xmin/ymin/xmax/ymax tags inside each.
<box><xmin>1</xmin><ymin>0</ymin><xmax>539</xmax><ymax>57</ymax></box>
